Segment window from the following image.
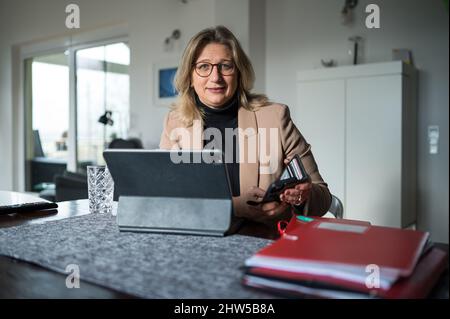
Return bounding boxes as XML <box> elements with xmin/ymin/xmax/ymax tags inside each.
<box><xmin>24</xmin><ymin>39</ymin><xmax>130</xmax><ymax>191</ymax></box>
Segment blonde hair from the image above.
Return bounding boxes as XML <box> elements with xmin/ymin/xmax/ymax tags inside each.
<box><xmin>173</xmin><ymin>25</ymin><xmax>269</xmax><ymax>126</ymax></box>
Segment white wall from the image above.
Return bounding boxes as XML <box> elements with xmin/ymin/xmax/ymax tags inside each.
<box><xmin>214</xmin><ymin>0</ymin><xmax>249</xmax><ymax>53</ymax></box>
<box><xmin>249</xmin><ymin>0</ymin><xmax>266</xmax><ymax>93</ymax></box>
<box><xmin>266</xmin><ymin>0</ymin><xmax>449</xmax><ymax>243</ymax></box>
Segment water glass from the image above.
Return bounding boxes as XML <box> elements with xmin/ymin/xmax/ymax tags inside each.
<box><xmin>87</xmin><ymin>165</ymin><xmax>114</xmax><ymax>214</ymax></box>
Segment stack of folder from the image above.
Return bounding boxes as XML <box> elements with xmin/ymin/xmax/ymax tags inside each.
<box><xmin>243</xmin><ymin>216</ymin><xmax>447</xmax><ymax>299</ymax></box>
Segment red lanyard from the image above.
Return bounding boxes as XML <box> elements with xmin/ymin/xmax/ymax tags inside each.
<box><xmin>277</xmin><ymin>220</ymin><xmax>288</xmax><ymax>236</ymax></box>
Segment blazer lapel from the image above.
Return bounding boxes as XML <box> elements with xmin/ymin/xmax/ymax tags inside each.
<box><xmin>238</xmin><ymin>107</ymin><xmax>259</xmax><ymax>193</ymax></box>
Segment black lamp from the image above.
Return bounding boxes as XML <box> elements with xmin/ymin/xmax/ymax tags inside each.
<box><xmin>98</xmin><ymin>111</ymin><xmax>114</xmax><ymax>126</ymax></box>
<box><xmin>98</xmin><ymin>111</ymin><xmax>114</xmax><ymax>149</ymax></box>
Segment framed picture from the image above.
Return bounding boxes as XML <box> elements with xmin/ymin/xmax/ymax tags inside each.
<box><xmin>153</xmin><ymin>60</ymin><xmax>179</xmax><ymax>107</ymax></box>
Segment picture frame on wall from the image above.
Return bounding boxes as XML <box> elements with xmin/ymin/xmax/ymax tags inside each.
<box><xmin>153</xmin><ymin>59</ymin><xmax>179</xmax><ymax>107</ymax></box>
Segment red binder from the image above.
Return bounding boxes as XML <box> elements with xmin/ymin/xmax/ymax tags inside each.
<box><xmin>243</xmin><ymin>247</ymin><xmax>447</xmax><ymax>299</ymax></box>
<box><xmin>243</xmin><ymin>216</ymin><xmax>442</xmax><ymax>298</ymax></box>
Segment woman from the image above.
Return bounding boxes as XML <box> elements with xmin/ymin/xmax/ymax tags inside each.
<box><xmin>160</xmin><ymin>26</ymin><xmax>331</xmax><ymax>235</ymax></box>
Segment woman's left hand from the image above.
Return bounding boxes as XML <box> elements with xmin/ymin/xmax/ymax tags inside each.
<box><xmin>279</xmin><ymin>158</ymin><xmax>312</xmax><ymax>206</ymax></box>
<box><xmin>279</xmin><ymin>182</ymin><xmax>312</xmax><ymax>206</ymax></box>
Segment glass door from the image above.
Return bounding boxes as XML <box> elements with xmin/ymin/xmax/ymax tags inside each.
<box><xmin>75</xmin><ymin>42</ymin><xmax>130</xmax><ymax>168</ymax></box>
<box><xmin>24</xmin><ymin>53</ymin><xmax>69</xmax><ymax>191</ymax></box>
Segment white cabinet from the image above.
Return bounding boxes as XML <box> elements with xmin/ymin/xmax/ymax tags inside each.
<box><xmin>294</xmin><ymin>62</ymin><xmax>417</xmax><ymax>228</ymax></box>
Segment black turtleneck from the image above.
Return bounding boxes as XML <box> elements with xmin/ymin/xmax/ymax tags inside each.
<box><xmin>196</xmin><ymin>93</ymin><xmax>240</xmax><ymax>196</ymax></box>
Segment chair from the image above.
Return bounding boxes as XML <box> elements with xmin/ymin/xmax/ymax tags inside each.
<box><xmin>54</xmin><ymin>171</ymin><xmax>88</xmax><ymax>202</ymax></box>
<box><xmin>108</xmin><ymin>138</ymin><xmax>143</xmax><ymax>149</ymax></box>
<box><xmin>327</xmin><ymin>194</ymin><xmax>344</xmax><ymax>219</ymax></box>
<box><xmin>32</xmin><ymin>130</ymin><xmax>66</xmax><ymax>199</ymax></box>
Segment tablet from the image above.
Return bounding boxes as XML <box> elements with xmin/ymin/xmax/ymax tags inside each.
<box><xmin>103</xmin><ymin>149</ymin><xmax>231</xmax><ymax>199</ymax></box>
<box><xmin>103</xmin><ymin>149</ymin><xmax>234</xmax><ymax>236</ymax></box>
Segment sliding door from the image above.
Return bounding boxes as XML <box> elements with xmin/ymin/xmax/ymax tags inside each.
<box><xmin>76</xmin><ymin>42</ymin><xmax>130</xmax><ymax>167</ymax></box>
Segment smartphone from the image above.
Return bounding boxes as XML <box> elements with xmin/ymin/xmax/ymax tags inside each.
<box><xmin>247</xmin><ymin>154</ymin><xmax>309</xmax><ymax>206</ymax></box>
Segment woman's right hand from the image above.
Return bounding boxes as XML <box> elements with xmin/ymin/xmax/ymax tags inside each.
<box><xmin>235</xmin><ymin>186</ymin><xmax>291</xmax><ymax>224</ymax></box>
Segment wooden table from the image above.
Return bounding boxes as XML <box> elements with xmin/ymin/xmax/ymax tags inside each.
<box><xmin>0</xmin><ymin>200</ymin><xmax>448</xmax><ymax>299</ymax></box>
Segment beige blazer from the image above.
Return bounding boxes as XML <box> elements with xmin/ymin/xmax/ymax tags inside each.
<box><xmin>159</xmin><ymin>103</ymin><xmax>331</xmax><ymax>219</ymax></box>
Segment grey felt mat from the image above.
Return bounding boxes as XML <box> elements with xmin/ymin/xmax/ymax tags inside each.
<box><xmin>0</xmin><ymin>210</ymin><xmax>274</xmax><ymax>298</ymax></box>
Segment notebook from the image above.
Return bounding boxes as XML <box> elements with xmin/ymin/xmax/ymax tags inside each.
<box><xmin>244</xmin><ymin>216</ymin><xmax>430</xmax><ymax>290</ymax></box>
<box><xmin>0</xmin><ymin>191</ymin><xmax>58</xmax><ymax>215</ymax></box>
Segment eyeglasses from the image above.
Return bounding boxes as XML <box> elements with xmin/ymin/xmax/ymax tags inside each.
<box><xmin>193</xmin><ymin>61</ymin><xmax>235</xmax><ymax>77</ymax></box>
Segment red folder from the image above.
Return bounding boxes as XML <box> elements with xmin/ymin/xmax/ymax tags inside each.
<box><xmin>243</xmin><ymin>247</ymin><xmax>447</xmax><ymax>298</ymax></box>
<box><xmin>244</xmin><ymin>216</ymin><xmax>431</xmax><ymax>291</ymax></box>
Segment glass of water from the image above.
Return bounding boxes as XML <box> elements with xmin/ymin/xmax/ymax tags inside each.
<box><xmin>87</xmin><ymin>165</ymin><xmax>114</xmax><ymax>214</ymax></box>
